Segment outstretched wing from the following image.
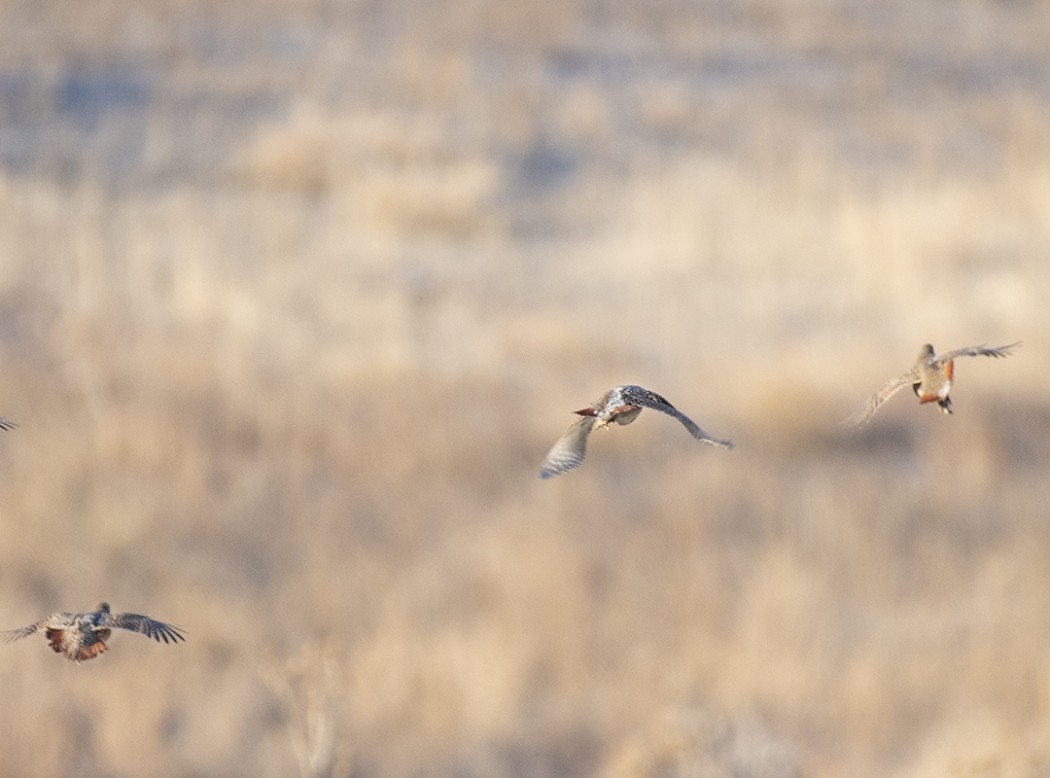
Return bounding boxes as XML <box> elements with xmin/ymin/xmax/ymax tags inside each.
<box><xmin>625</xmin><ymin>387</ymin><xmax>733</xmax><ymax>449</ymax></box>
<box><xmin>2</xmin><ymin>610</ymin><xmax>75</xmax><ymax>642</ymax></box>
<box><xmin>935</xmin><ymin>341</ymin><xmax>1021</xmax><ymax>366</ymax></box>
<box><xmin>2</xmin><ymin>621</ymin><xmax>46</xmax><ymax>642</ymax></box>
<box><xmin>110</xmin><ymin>612</ymin><xmax>186</xmax><ymax>644</ymax></box>
<box><xmin>539</xmin><ymin>416</ymin><xmax>595</xmax><ymax>479</ymax></box>
<box><xmin>843</xmin><ymin>370</ymin><xmax>917</xmax><ymax>429</ymax></box>
<box><xmin>0</xmin><ymin>418</ymin><xmax>16</xmax><ymax>431</ymax></box>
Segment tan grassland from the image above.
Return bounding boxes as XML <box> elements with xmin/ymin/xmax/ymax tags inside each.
<box><xmin>0</xmin><ymin>0</ymin><xmax>1047</xmax><ymax>775</ymax></box>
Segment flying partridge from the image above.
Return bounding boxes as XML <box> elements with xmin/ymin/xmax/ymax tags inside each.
<box><xmin>3</xmin><ymin>602</ymin><xmax>185</xmax><ymax>663</ymax></box>
<box><xmin>539</xmin><ymin>385</ymin><xmax>732</xmax><ymax>479</ymax></box>
<box><xmin>844</xmin><ymin>341</ymin><xmax>1020</xmax><ymax>428</ymax></box>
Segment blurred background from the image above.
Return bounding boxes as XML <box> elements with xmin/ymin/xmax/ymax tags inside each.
<box><xmin>0</xmin><ymin>0</ymin><xmax>1047</xmax><ymax>775</ymax></box>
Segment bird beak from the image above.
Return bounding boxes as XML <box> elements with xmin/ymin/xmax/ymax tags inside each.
<box><xmin>573</xmin><ymin>408</ymin><xmax>596</xmax><ymax>417</ymax></box>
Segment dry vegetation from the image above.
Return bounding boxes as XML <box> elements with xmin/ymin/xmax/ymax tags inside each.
<box><xmin>0</xmin><ymin>0</ymin><xmax>1048</xmax><ymax>775</ymax></box>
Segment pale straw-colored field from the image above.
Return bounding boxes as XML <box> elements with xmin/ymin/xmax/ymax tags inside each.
<box><xmin>0</xmin><ymin>0</ymin><xmax>1047</xmax><ymax>775</ymax></box>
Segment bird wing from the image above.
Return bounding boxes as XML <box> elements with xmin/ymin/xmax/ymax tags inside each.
<box><xmin>626</xmin><ymin>388</ymin><xmax>733</xmax><ymax>449</ymax></box>
<box><xmin>935</xmin><ymin>341</ymin><xmax>1021</xmax><ymax>366</ymax></box>
<box><xmin>843</xmin><ymin>370</ymin><xmax>918</xmax><ymax>429</ymax></box>
<box><xmin>0</xmin><ymin>418</ymin><xmax>16</xmax><ymax>431</ymax></box>
<box><xmin>2</xmin><ymin>621</ymin><xmax>46</xmax><ymax>642</ymax></box>
<box><xmin>539</xmin><ymin>416</ymin><xmax>595</xmax><ymax>479</ymax></box>
<box><xmin>109</xmin><ymin>612</ymin><xmax>186</xmax><ymax>644</ymax></box>
<box><xmin>2</xmin><ymin>611</ymin><xmax>74</xmax><ymax>642</ymax></box>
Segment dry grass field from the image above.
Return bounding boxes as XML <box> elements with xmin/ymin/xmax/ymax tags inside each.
<box><xmin>0</xmin><ymin>0</ymin><xmax>1048</xmax><ymax>775</ymax></box>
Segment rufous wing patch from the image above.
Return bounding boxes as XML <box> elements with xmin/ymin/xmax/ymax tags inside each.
<box><xmin>45</xmin><ymin>629</ymin><xmax>65</xmax><ymax>653</ymax></box>
<box><xmin>78</xmin><ymin>642</ymin><xmax>108</xmax><ymax>661</ymax></box>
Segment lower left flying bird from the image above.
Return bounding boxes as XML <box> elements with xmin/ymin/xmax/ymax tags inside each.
<box><xmin>2</xmin><ymin>602</ymin><xmax>185</xmax><ymax>663</ymax></box>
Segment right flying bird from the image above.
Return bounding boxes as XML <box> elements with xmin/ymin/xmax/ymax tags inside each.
<box><xmin>539</xmin><ymin>384</ymin><xmax>732</xmax><ymax>479</ymax></box>
<box><xmin>844</xmin><ymin>341</ymin><xmax>1021</xmax><ymax>429</ymax></box>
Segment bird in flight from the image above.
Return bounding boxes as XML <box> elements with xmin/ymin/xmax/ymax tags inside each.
<box><xmin>539</xmin><ymin>384</ymin><xmax>732</xmax><ymax>479</ymax></box>
<box><xmin>844</xmin><ymin>341</ymin><xmax>1021</xmax><ymax>429</ymax></box>
<box><xmin>3</xmin><ymin>602</ymin><xmax>185</xmax><ymax>663</ymax></box>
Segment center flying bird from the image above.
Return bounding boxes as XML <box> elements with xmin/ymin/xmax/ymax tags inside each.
<box><xmin>844</xmin><ymin>341</ymin><xmax>1021</xmax><ymax>429</ymax></box>
<box><xmin>3</xmin><ymin>602</ymin><xmax>185</xmax><ymax>663</ymax></box>
<box><xmin>539</xmin><ymin>385</ymin><xmax>732</xmax><ymax>479</ymax></box>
